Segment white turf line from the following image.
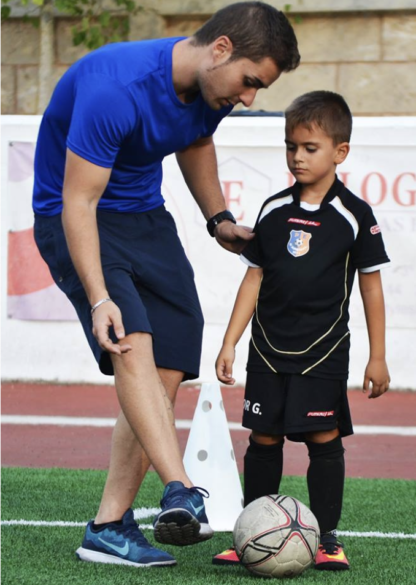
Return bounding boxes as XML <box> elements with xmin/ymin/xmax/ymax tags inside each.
<box><xmin>2</xmin><ymin>415</ymin><xmax>416</xmax><ymax>436</ymax></box>
<box><xmin>1</xmin><ymin>516</ymin><xmax>416</xmax><ymax>540</ymax></box>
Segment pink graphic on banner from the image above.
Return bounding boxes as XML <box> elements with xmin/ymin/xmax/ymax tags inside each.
<box><xmin>8</xmin><ymin>228</ymin><xmax>54</xmax><ymax>295</ymax></box>
<box><xmin>7</xmin><ymin>141</ymin><xmax>77</xmax><ymax>321</ymax></box>
<box><xmin>8</xmin><ymin>142</ymin><xmax>36</xmax><ymax>182</ymax></box>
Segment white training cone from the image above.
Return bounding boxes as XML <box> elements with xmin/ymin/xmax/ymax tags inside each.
<box><xmin>183</xmin><ymin>382</ymin><xmax>244</xmax><ymax>531</ymax></box>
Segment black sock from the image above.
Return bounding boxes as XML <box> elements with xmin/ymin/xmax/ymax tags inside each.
<box><xmin>244</xmin><ymin>436</ymin><xmax>284</xmax><ymax>507</ymax></box>
<box><xmin>306</xmin><ymin>436</ymin><xmax>345</xmax><ymax>535</ymax></box>
<box><xmin>92</xmin><ymin>519</ymin><xmax>123</xmax><ymax>532</ymax></box>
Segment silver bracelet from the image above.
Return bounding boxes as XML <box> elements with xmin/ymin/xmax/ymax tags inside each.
<box><xmin>91</xmin><ymin>297</ymin><xmax>112</xmax><ymax>315</ymax></box>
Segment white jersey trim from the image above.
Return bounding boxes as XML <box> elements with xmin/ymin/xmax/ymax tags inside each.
<box><xmin>240</xmin><ymin>255</ymin><xmax>261</xmax><ymax>268</ymax></box>
<box><xmin>259</xmin><ymin>195</ymin><xmax>294</xmax><ymax>223</ymax></box>
<box><xmin>359</xmin><ymin>262</ymin><xmax>391</xmax><ymax>273</ymax></box>
<box><xmin>330</xmin><ymin>196</ymin><xmax>359</xmax><ymax>239</ymax></box>
<box><xmin>300</xmin><ymin>201</ymin><xmax>320</xmax><ymax>211</ymax></box>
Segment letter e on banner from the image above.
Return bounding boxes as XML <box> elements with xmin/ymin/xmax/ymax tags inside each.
<box><xmin>222</xmin><ymin>180</ymin><xmax>244</xmax><ymax>221</ymax></box>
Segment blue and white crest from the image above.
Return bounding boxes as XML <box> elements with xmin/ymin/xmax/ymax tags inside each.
<box><xmin>287</xmin><ymin>230</ymin><xmax>312</xmax><ymax>258</ymax></box>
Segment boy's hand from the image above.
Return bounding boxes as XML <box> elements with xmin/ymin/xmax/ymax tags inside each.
<box><xmin>216</xmin><ymin>344</ymin><xmax>236</xmax><ymax>385</ymax></box>
<box><xmin>363</xmin><ymin>358</ymin><xmax>390</xmax><ymax>398</ymax></box>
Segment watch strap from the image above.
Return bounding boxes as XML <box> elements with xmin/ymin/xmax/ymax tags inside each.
<box><xmin>207</xmin><ymin>210</ymin><xmax>236</xmax><ymax>237</ymax></box>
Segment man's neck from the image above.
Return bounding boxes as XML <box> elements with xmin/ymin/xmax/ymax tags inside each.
<box><xmin>172</xmin><ymin>38</ymin><xmax>204</xmax><ymax>103</ymax></box>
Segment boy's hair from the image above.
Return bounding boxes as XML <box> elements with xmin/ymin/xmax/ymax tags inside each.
<box><xmin>191</xmin><ymin>2</ymin><xmax>300</xmax><ymax>73</ymax></box>
<box><xmin>285</xmin><ymin>91</ymin><xmax>353</xmax><ymax>144</ymax></box>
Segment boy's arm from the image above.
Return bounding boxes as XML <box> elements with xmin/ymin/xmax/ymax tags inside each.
<box><xmin>358</xmin><ymin>270</ymin><xmax>390</xmax><ymax>398</ymax></box>
<box><xmin>216</xmin><ymin>266</ymin><xmax>263</xmax><ymax>385</ymax></box>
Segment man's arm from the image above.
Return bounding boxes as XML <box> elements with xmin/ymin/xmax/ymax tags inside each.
<box><xmin>216</xmin><ymin>266</ymin><xmax>263</xmax><ymax>384</ymax></box>
<box><xmin>176</xmin><ymin>136</ymin><xmax>254</xmax><ymax>254</ymax></box>
<box><xmin>359</xmin><ymin>270</ymin><xmax>390</xmax><ymax>398</ymax></box>
<box><xmin>62</xmin><ymin>149</ymin><xmax>131</xmax><ymax>355</ymax></box>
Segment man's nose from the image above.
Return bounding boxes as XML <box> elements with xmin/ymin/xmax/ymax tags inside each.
<box><xmin>239</xmin><ymin>87</ymin><xmax>257</xmax><ymax>107</ymax></box>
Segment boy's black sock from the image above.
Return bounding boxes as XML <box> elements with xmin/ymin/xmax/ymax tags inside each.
<box><xmin>243</xmin><ymin>436</ymin><xmax>284</xmax><ymax>507</ymax></box>
<box><xmin>306</xmin><ymin>435</ymin><xmax>345</xmax><ymax>535</ymax></box>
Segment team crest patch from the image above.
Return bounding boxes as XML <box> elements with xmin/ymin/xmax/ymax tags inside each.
<box><xmin>287</xmin><ymin>230</ymin><xmax>312</xmax><ymax>257</ymax></box>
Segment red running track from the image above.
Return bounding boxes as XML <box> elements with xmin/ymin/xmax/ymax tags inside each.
<box><xmin>2</xmin><ymin>382</ymin><xmax>416</xmax><ymax>480</ymax></box>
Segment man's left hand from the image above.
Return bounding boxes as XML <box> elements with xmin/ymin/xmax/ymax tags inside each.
<box><xmin>214</xmin><ymin>221</ymin><xmax>255</xmax><ymax>254</ymax></box>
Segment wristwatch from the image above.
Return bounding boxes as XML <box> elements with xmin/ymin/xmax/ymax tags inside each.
<box><xmin>206</xmin><ymin>210</ymin><xmax>236</xmax><ymax>237</ymax></box>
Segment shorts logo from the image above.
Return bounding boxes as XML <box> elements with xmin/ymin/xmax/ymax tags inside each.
<box><xmin>287</xmin><ymin>230</ymin><xmax>312</xmax><ymax>258</ymax></box>
<box><xmin>307</xmin><ymin>411</ymin><xmax>335</xmax><ymax>417</ymax></box>
<box><xmin>370</xmin><ymin>225</ymin><xmax>381</xmax><ymax>235</ymax></box>
<box><xmin>244</xmin><ymin>400</ymin><xmax>262</xmax><ymax>415</ymax></box>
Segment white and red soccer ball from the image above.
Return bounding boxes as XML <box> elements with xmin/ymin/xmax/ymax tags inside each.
<box><xmin>233</xmin><ymin>495</ymin><xmax>320</xmax><ymax>579</ymax></box>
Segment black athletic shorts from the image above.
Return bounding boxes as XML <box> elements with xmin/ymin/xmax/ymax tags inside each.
<box><xmin>34</xmin><ymin>205</ymin><xmax>204</xmax><ymax>380</ymax></box>
<box><xmin>242</xmin><ymin>371</ymin><xmax>353</xmax><ymax>442</ymax></box>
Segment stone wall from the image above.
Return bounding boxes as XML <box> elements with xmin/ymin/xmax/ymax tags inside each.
<box><xmin>2</xmin><ymin>1</ymin><xmax>416</xmax><ymax>115</ymax></box>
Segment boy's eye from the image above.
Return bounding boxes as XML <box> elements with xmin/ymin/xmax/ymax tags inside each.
<box><xmin>306</xmin><ymin>147</ymin><xmax>317</xmax><ymax>153</ymax></box>
<box><xmin>286</xmin><ymin>145</ymin><xmax>296</xmax><ymax>151</ymax></box>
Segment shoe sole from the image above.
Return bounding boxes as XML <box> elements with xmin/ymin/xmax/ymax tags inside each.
<box><xmin>212</xmin><ymin>558</ymin><xmax>240</xmax><ymax>566</ymax></box>
<box><xmin>315</xmin><ymin>562</ymin><xmax>350</xmax><ymax>571</ymax></box>
<box><xmin>154</xmin><ymin>509</ymin><xmax>213</xmax><ymax>546</ymax></box>
<box><xmin>75</xmin><ymin>547</ymin><xmax>177</xmax><ymax>567</ymax></box>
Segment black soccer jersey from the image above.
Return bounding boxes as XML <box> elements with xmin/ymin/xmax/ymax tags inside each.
<box><xmin>241</xmin><ymin>177</ymin><xmax>390</xmax><ymax>380</ymax></box>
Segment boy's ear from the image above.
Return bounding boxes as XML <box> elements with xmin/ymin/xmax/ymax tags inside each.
<box><xmin>335</xmin><ymin>142</ymin><xmax>350</xmax><ymax>164</ymax></box>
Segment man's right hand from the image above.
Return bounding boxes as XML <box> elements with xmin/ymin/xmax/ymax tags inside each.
<box><xmin>214</xmin><ymin>222</ymin><xmax>255</xmax><ymax>254</ymax></box>
<box><xmin>92</xmin><ymin>301</ymin><xmax>132</xmax><ymax>355</ymax></box>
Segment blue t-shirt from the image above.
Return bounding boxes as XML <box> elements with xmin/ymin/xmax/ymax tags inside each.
<box><xmin>33</xmin><ymin>38</ymin><xmax>233</xmax><ymax>216</ymax></box>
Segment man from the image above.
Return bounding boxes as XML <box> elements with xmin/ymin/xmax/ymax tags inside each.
<box><xmin>33</xmin><ymin>1</ymin><xmax>300</xmax><ymax>569</ymax></box>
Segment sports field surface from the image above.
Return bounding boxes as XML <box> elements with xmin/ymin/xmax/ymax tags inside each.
<box><xmin>2</xmin><ymin>382</ymin><xmax>416</xmax><ymax>584</ymax></box>
<box><xmin>2</xmin><ymin>468</ymin><xmax>416</xmax><ymax>585</ymax></box>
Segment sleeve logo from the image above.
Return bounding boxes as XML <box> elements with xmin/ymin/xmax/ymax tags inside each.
<box><xmin>370</xmin><ymin>225</ymin><xmax>381</xmax><ymax>235</ymax></box>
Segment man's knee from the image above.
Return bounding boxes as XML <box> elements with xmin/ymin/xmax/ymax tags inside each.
<box><xmin>111</xmin><ymin>332</ymin><xmax>154</xmax><ymax>372</ymax></box>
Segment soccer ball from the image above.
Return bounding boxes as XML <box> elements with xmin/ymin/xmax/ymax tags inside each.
<box><xmin>233</xmin><ymin>495</ymin><xmax>320</xmax><ymax>579</ymax></box>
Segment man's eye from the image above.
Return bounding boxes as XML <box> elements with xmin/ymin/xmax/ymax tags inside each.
<box><xmin>244</xmin><ymin>78</ymin><xmax>254</xmax><ymax>87</ymax></box>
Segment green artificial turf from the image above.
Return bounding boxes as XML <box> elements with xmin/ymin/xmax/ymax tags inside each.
<box><xmin>2</xmin><ymin>468</ymin><xmax>416</xmax><ymax>585</ymax></box>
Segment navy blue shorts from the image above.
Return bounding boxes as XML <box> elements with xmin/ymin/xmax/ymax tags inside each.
<box><xmin>34</xmin><ymin>206</ymin><xmax>204</xmax><ymax>380</ymax></box>
<box><xmin>242</xmin><ymin>372</ymin><xmax>353</xmax><ymax>442</ymax></box>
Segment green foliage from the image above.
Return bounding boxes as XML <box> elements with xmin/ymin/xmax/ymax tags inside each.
<box><xmin>1</xmin><ymin>0</ymin><xmax>141</xmax><ymax>50</ymax></box>
<box><xmin>283</xmin><ymin>3</ymin><xmax>302</xmax><ymax>25</ymax></box>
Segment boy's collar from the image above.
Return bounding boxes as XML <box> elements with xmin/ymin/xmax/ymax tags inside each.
<box><xmin>291</xmin><ymin>175</ymin><xmax>344</xmax><ymax>209</ymax></box>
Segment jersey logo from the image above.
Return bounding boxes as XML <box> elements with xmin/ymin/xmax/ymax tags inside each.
<box><xmin>287</xmin><ymin>230</ymin><xmax>312</xmax><ymax>257</ymax></box>
<box><xmin>288</xmin><ymin>217</ymin><xmax>321</xmax><ymax>227</ymax></box>
<box><xmin>370</xmin><ymin>225</ymin><xmax>381</xmax><ymax>235</ymax></box>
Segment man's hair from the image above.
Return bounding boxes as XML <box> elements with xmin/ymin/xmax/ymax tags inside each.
<box><xmin>285</xmin><ymin>91</ymin><xmax>353</xmax><ymax>144</ymax></box>
<box><xmin>191</xmin><ymin>2</ymin><xmax>300</xmax><ymax>72</ymax></box>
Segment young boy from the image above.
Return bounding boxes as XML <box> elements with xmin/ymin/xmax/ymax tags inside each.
<box><xmin>213</xmin><ymin>91</ymin><xmax>390</xmax><ymax>571</ymax></box>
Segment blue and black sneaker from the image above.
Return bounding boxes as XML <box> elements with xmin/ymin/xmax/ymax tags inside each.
<box><xmin>76</xmin><ymin>509</ymin><xmax>176</xmax><ymax>567</ymax></box>
<box><xmin>153</xmin><ymin>481</ymin><xmax>214</xmax><ymax>546</ymax></box>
